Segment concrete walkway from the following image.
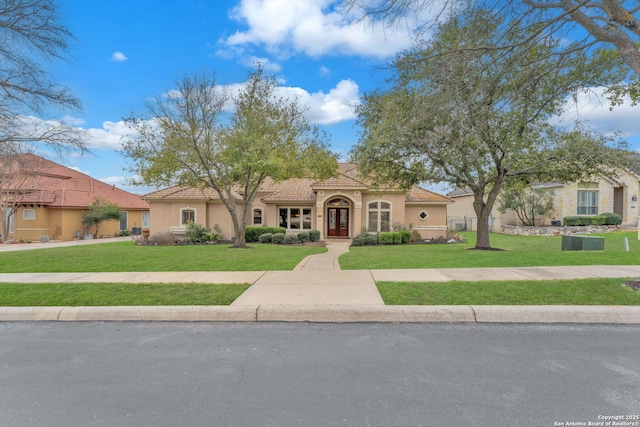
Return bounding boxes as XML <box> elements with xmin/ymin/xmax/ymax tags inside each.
<box><xmin>293</xmin><ymin>241</ymin><xmax>350</xmax><ymax>271</ymax></box>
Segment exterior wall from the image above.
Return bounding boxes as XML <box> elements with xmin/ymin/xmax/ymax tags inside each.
<box><xmin>317</xmin><ymin>189</ymin><xmax>365</xmax><ymax>239</ymax></box>
<box><xmin>405</xmin><ymin>204</ymin><xmax>448</xmax><ymax>238</ymax></box>
<box><xmin>446</xmin><ymin>194</ymin><xmax>518</xmax><ymax>232</ymax></box>
<box><xmin>554</xmin><ymin>174</ymin><xmax>640</xmax><ymax>226</ymax></box>
<box><xmin>11</xmin><ymin>205</ymin><xmax>51</xmax><ymax>241</ymax></box>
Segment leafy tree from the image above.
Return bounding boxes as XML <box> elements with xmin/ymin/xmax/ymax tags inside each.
<box><xmin>498</xmin><ymin>187</ymin><xmax>555</xmax><ymax>226</ymax></box>
<box><xmin>0</xmin><ymin>0</ymin><xmax>87</xmax><ymax>155</ymax></box>
<box><xmin>350</xmin><ymin>9</ymin><xmax>630</xmax><ymax>249</ymax></box>
<box><xmin>122</xmin><ymin>68</ymin><xmax>338</xmax><ymax>248</ymax></box>
<box><xmin>82</xmin><ymin>197</ymin><xmax>123</xmax><ymax>239</ymax></box>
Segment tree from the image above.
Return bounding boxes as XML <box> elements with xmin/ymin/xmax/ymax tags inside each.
<box><xmin>81</xmin><ymin>197</ymin><xmax>123</xmax><ymax>239</ymax></box>
<box><xmin>0</xmin><ymin>0</ymin><xmax>87</xmax><ymax>157</ymax></box>
<box><xmin>497</xmin><ymin>187</ymin><xmax>555</xmax><ymax>226</ymax></box>
<box><xmin>0</xmin><ymin>151</ymin><xmax>48</xmax><ymax>242</ymax></box>
<box><xmin>347</xmin><ymin>0</ymin><xmax>640</xmax><ymax>80</ymax></box>
<box><xmin>122</xmin><ymin>68</ymin><xmax>338</xmax><ymax>248</ymax></box>
<box><xmin>350</xmin><ymin>9</ymin><xmax>630</xmax><ymax>249</ymax></box>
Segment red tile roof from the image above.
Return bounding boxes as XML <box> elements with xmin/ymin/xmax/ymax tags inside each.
<box><xmin>1</xmin><ymin>154</ymin><xmax>149</xmax><ymax>210</ymax></box>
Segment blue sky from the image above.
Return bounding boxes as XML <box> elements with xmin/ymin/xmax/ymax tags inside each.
<box><xmin>38</xmin><ymin>0</ymin><xmax>640</xmax><ymax>195</ymax></box>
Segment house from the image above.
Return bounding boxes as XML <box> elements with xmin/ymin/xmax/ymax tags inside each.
<box><xmin>447</xmin><ymin>167</ymin><xmax>640</xmax><ymax>230</ymax></box>
<box><xmin>1</xmin><ymin>154</ymin><xmax>150</xmax><ymax>241</ymax></box>
<box><xmin>143</xmin><ymin>163</ymin><xmax>453</xmax><ymax>240</ymax></box>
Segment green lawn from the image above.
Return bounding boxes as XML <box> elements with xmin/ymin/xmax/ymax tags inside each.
<box><xmin>377</xmin><ymin>278</ymin><xmax>640</xmax><ymax>305</ymax></box>
<box><xmin>340</xmin><ymin>231</ymin><xmax>640</xmax><ymax>269</ymax></box>
<box><xmin>0</xmin><ymin>282</ymin><xmax>251</xmax><ymax>306</ymax></box>
<box><xmin>0</xmin><ymin>242</ymin><xmax>326</xmax><ymax>272</ymax></box>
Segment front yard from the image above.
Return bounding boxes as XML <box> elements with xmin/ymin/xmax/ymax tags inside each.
<box><xmin>339</xmin><ymin>231</ymin><xmax>640</xmax><ymax>269</ymax></box>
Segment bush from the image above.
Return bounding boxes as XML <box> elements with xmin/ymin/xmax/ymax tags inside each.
<box><xmin>564</xmin><ymin>216</ymin><xmax>612</xmax><ymax>226</ymax></box>
<box><xmin>297</xmin><ymin>231</ymin><xmax>310</xmax><ymax>243</ymax></box>
<box><xmin>411</xmin><ymin>230</ymin><xmax>422</xmax><ymax>243</ymax></box>
<box><xmin>185</xmin><ymin>221</ymin><xmax>211</xmax><ymax>244</ymax></box>
<box><xmin>400</xmin><ymin>230</ymin><xmax>411</xmax><ymax>244</ymax></box>
<box><xmin>392</xmin><ymin>232</ymin><xmax>403</xmax><ymax>244</ymax></box>
<box><xmin>309</xmin><ymin>229</ymin><xmax>321</xmax><ymax>242</ymax></box>
<box><xmin>379</xmin><ymin>232</ymin><xmax>393</xmax><ymax>244</ymax></box>
<box><xmin>246</xmin><ymin>226</ymin><xmax>287</xmax><ymax>243</ymax></box>
<box><xmin>351</xmin><ymin>235</ymin><xmax>367</xmax><ymax>246</ymax></box>
<box><xmin>599</xmin><ymin>212</ymin><xmax>622</xmax><ymax>226</ymax></box>
<box><xmin>271</xmin><ymin>233</ymin><xmax>285</xmax><ymax>244</ymax></box>
<box><xmin>149</xmin><ymin>232</ymin><xmax>176</xmax><ymax>246</ymax></box>
<box><xmin>258</xmin><ymin>233</ymin><xmax>273</xmax><ymax>243</ymax></box>
<box><xmin>283</xmin><ymin>234</ymin><xmax>299</xmax><ymax>245</ymax></box>
<box><xmin>365</xmin><ymin>234</ymin><xmax>379</xmax><ymax>245</ymax></box>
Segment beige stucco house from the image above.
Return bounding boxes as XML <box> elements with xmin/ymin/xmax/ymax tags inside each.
<box><xmin>143</xmin><ymin>163</ymin><xmax>453</xmax><ymax>240</ymax></box>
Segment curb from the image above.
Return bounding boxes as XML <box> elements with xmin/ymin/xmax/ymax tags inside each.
<box><xmin>1</xmin><ymin>305</ymin><xmax>640</xmax><ymax>323</ymax></box>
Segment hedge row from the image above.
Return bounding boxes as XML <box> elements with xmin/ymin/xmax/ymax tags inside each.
<box><xmin>256</xmin><ymin>229</ymin><xmax>321</xmax><ymax>245</ymax></box>
<box><xmin>563</xmin><ymin>212</ymin><xmax>622</xmax><ymax>226</ymax></box>
<box><xmin>351</xmin><ymin>230</ymin><xmax>412</xmax><ymax>246</ymax></box>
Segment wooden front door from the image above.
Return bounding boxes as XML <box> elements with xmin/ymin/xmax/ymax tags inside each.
<box><xmin>327</xmin><ymin>207</ymin><xmax>349</xmax><ymax>237</ymax></box>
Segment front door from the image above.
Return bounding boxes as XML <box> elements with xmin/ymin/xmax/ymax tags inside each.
<box><xmin>327</xmin><ymin>207</ymin><xmax>349</xmax><ymax>237</ymax></box>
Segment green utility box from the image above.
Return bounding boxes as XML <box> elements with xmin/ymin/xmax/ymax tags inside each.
<box><xmin>562</xmin><ymin>235</ymin><xmax>604</xmax><ymax>251</ymax></box>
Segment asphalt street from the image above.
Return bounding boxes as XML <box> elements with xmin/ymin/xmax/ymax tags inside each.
<box><xmin>1</xmin><ymin>322</ymin><xmax>639</xmax><ymax>427</ymax></box>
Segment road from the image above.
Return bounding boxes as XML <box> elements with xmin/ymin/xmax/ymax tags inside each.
<box><xmin>1</xmin><ymin>323</ymin><xmax>639</xmax><ymax>427</ymax></box>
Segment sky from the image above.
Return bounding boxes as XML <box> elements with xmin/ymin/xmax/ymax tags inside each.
<box><xmin>34</xmin><ymin>0</ymin><xmax>640</xmax><ymax>195</ymax></box>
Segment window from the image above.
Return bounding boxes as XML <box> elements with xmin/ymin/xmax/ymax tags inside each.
<box><xmin>253</xmin><ymin>208</ymin><xmax>263</xmax><ymax>225</ymax></box>
<box><xmin>367</xmin><ymin>201</ymin><xmax>391</xmax><ymax>232</ymax></box>
<box><xmin>418</xmin><ymin>211</ymin><xmax>429</xmax><ymax>221</ymax></box>
<box><xmin>142</xmin><ymin>212</ymin><xmax>150</xmax><ymax>228</ymax></box>
<box><xmin>120</xmin><ymin>212</ymin><xmax>128</xmax><ymax>231</ymax></box>
<box><xmin>577</xmin><ymin>190</ymin><xmax>598</xmax><ymax>215</ymax></box>
<box><xmin>279</xmin><ymin>207</ymin><xmax>312</xmax><ymax>230</ymax></box>
<box><xmin>23</xmin><ymin>209</ymin><xmax>35</xmax><ymax>220</ymax></box>
<box><xmin>181</xmin><ymin>208</ymin><xmax>195</xmax><ymax>225</ymax></box>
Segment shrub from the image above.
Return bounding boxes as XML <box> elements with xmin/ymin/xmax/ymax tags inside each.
<box><xmin>411</xmin><ymin>230</ymin><xmax>422</xmax><ymax>243</ymax></box>
<box><xmin>599</xmin><ymin>212</ymin><xmax>622</xmax><ymax>226</ymax></box>
<box><xmin>379</xmin><ymin>232</ymin><xmax>393</xmax><ymax>244</ymax></box>
<box><xmin>283</xmin><ymin>234</ymin><xmax>299</xmax><ymax>245</ymax></box>
<box><xmin>258</xmin><ymin>233</ymin><xmax>273</xmax><ymax>243</ymax></box>
<box><xmin>592</xmin><ymin>215</ymin><xmax>607</xmax><ymax>226</ymax></box>
<box><xmin>297</xmin><ymin>231</ymin><xmax>310</xmax><ymax>243</ymax></box>
<box><xmin>185</xmin><ymin>221</ymin><xmax>211</xmax><ymax>243</ymax></box>
<box><xmin>365</xmin><ymin>234</ymin><xmax>379</xmax><ymax>245</ymax></box>
<box><xmin>271</xmin><ymin>233</ymin><xmax>285</xmax><ymax>244</ymax></box>
<box><xmin>351</xmin><ymin>235</ymin><xmax>367</xmax><ymax>246</ymax></box>
<box><xmin>309</xmin><ymin>229</ymin><xmax>321</xmax><ymax>242</ymax></box>
<box><xmin>149</xmin><ymin>232</ymin><xmax>176</xmax><ymax>246</ymax></box>
<box><xmin>392</xmin><ymin>232</ymin><xmax>403</xmax><ymax>244</ymax></box>
<box><xmin>246</xmin><ymin>226</ymin><xmax>287</xmax><ymax>243</ymax></box>
<box><xmin>400</xmin><ymin>230</ymin><xmax>411</xmax><ymax>244</ymax></box>
<box><xmin>564</xmin><ymin>216</ymin><xmax>595</xmax><ymax>226</ymax></box>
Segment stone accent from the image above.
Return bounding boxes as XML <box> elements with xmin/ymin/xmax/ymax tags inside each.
<box><xmin>500</xmin><ymin>225</ymin><xmax>613</xmax><ymax>236</ymax></box>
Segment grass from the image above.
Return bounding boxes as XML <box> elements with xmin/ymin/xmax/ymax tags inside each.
<box><xmin>0</xmin><ymin>242</ymin><xmax>327</xmax><ymax>272</ymax></box>
<box><xmin>0</xmin><ymin>282</ymin><xmax>251</xmax><ymax>306</ymax></box>
<box><xmin>340</xmin><ymin>231</ymin><xmax>640</xmax><ymax>270</ymax></box>
<box><xmin>377</xmin><ymin>278</ymin><xmax>640</xmax><ymax>305</ymax></box>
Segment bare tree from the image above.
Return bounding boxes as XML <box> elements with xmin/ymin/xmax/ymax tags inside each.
<box><xmin>0</xmin><ymin>0</ymin><xmax>87</xmax><ymax>155</ymax></box>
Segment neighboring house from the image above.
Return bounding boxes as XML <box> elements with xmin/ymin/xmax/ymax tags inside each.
<box><xmin>447</xmin><ymin>168</ymin><xmax>640</xmax><ymax>230</ymax></box>
<box><xmin>1</xmin><ymin>154</ymin><xmax>150</xmax><ymax>241</ymax></box>
<box><xmin>143</xmin><ymin>163</ymin><xmax>453</xmax><ymax>240</ymax></box>
<box><xmin>446</xmin><ymin>188</ymin><xmax>519</xmax><ymax>231</ymax></box>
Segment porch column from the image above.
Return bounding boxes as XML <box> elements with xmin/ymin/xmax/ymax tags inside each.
<box><xmin>316</xmin><ymin>201</ymin><xmax>324</xmax><ymax>240</ymax></box>
<box><xmin>353</xmin><ymin>201</ymin><xmax>362</xmax><ymax>236</ymax></box>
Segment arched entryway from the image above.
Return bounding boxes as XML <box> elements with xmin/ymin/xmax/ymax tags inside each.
<box><xmin>326</xmin><ymin>198</ymin><xmax>350</xmax><ymax>238</ymax></box>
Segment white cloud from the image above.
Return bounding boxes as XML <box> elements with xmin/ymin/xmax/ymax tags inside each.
<box><xmin>241</xmin><ymin>55</ymin><xmax>282</xmax><ymax>72</ymax></box>
<box><xmin>83</xmin><ymin>120</ymin><xmax>137</xmax><ymax>150</ymax></box>
<box><xmin>221</xmin><ymin>0</ymin><xmax>414</xmax><ymax>58</ymax></box>
<box><xmin>319</xmin><ymin>65</ymin><xmax>331</xmax><ymax>77</ymax></box>
<box><xmin>111</xmin><ymin>51</ymin><xmax>128</xmax><ymax>62</ymax></box>
<box><xmin>554</xmin><ymin>87</ymin><xmax>640</xmax><ymax>138</ymax></box>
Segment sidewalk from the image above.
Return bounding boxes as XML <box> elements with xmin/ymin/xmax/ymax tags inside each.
<box><xmin>1</xmin><ymin>241</ymin><xmax>640</xmax><ymax>323</ymax></box>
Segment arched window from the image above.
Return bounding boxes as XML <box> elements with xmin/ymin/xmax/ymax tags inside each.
<box><xmin>23</xmin><ymin>209</ymin><xmax>35</xmax><ymax>220</ymax></box>
<box><xmin>367</xmin><ymin>201</ymin><xmax>391</xmax><ymax>232</ymax></box>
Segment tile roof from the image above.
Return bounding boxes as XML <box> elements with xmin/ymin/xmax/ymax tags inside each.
<box><xmin>406</xmin><ymin>186</ymin><xmax>453</xmax><ymax>203</ymax></box>
<box><xmin>2</xmin><ymin>154</ymin><xmax>149</xmax><ymax>210</ymax></box>
<box><xmin>141</xmin><ymin>163</ymin><xmax>451</xmax><ymax>204</ymax></box>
